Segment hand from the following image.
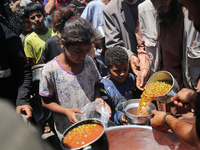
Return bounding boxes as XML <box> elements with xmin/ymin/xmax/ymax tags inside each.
<box><xmin>136</xmin><ymin>68</ymin><xmax>149</xmax><ymax>91</ymax></box>
<box><xmin>95</xmin><ymin>98</ymin><xmax>111</xmax><ymax>117</ymax></box>
<box><xmin>171</xmin><ymin>88</ymin><xmax>196</xmax><ymax>109</ymax></box>
<box><xmin>150</xmin><ymin>110</ymin><xmax>169</xmax><ymax>132</ymax></box>
<box><xmin>16</xmin><ymin>105</ymin><xmax>33</xmax><ymax>119</ymax></box>
<box><xmin>121</xmin><ymin>113</ymin><xmax>128</xmax><ymax>125</ymax></box>
<box><xmin>65</xmin><ymin>108</ymin><xmax>84</xmax><ymax>124</ymax></box>
<box><xmin>130</xmin><ymin>55</ymin><xmax>140</xmax><ymax>76</ymax></box>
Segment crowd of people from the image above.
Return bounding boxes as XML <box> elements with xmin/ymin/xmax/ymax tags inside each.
<box><xmin>0</xmin><ymin>0</ymin><xmax>200</xmax><ymax>149</ymax></box>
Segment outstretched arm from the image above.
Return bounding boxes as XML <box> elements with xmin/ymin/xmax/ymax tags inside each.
<box><xmin>165</xmin><ymin>113</ymin><xmax>200</xmax><ymax>148</ymax></box>
<box><xmin>151</xmin><ymin>110</ymin><xmax>200</xmax><ymax>148</ymax></box>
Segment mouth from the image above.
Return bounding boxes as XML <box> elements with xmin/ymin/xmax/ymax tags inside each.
<box><xmin>118</xmin><ymin>77</ymin><xmax>125</xmax><ymax>81</ymax></box>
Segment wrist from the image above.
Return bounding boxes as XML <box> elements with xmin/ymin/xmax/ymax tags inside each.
<box><xmin>140</xmin><ymin>68</ymin><xmax>149</xmax><ymax>72</ymax></box>
<box><xmin>162</xmin><ymin>112</ymin><xmax>174</xmax><ymax>128</ymax></box>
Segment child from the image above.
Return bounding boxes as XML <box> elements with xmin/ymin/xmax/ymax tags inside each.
<box><xmin>14</xmin><ymin>6</ymin><xmax>34</xmax><ymax>46</ymax></box>
<box><xmin>24</xmin><ymin>2</ymin><xmax>57</xmax><ymax>66</ymax></box>
<box><xmin>99</xmin><ymin>47</ymin><xmax>136</xmax><ymax>125</ymax></box>
<box><xmin>39</xmin><ymin>17</ymin><xmax>110</xmax><ymax>140</ymax></box>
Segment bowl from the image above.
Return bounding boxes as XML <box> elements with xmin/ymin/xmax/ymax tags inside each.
<box><xmin>146</xmin><ymin>70</ymin><xmax>179</xmax><ymax>103</ymax></box>
<box><xmin>123</xmin><ymin>99</ymin><xmax>157</xmax><ymax>125</ymax></box>
<box><xmin>61</xmin><ymin>119</ymin><xmax>109</xmax><ymax>150</ymax></box>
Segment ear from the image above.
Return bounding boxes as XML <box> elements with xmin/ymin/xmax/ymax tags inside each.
<box><xmin>60</xmin><ymin>39</ymin><xmax>65</xmax><ymax>49</ymax></box>
<box><xmin>105</xmin><ymin>66</ymin><xmax>110</xmax><ymax>74</ymax></box>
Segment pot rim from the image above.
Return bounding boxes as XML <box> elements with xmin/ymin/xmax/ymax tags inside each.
<box><xmin>61</xmin><ymin>119</ymin><xmax>106</xmax><ymax>150</ymax></box>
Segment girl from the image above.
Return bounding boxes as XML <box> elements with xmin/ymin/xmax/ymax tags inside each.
<box><xmin>39</xmin><ymin>17</ymin><xmax>110</xmax><ymax>140</ymax></box>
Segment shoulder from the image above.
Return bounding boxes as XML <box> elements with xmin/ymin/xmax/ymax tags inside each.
<box><xmin>128</xmin><ymin>73</ymin><xmax>135</xmax><ymax>80</ymax></box>
<box><xmin>103</xmin><ymin>0</ymin><xmax>120</xmax><ymax>12</ymax></box>
<box><xmin>138</xmin><ymin>0</ymin><xmax>156</xmax><ymax>12</ymax></box>
<box><xmin>85</xmin><ymin>55</ymin><xmax>95</xmax><ymax>64</ymax></box>
<box><xmin>46</xmin><ymin>35</ymin><xmax>59</xmax><ymax>43</ymax></box>
<box><xmin>48</xmin><ymin>28</ymin><xmax>58</xmax><ymax>36</ymax></box>
<box><xmin>25</xmin><ymin>32</ymin><xmax>37</xmax><ymax>40</ymax></box>
<box><xmin>100</xmin><ymin>76</ymin><xmax>109</xmax><ymax>83</ymax></box>
<box><xmin>0</xmin><ymin>23</ymin><xmax>18</xmax><ymax>40</ymax></box>
<box><xmin>42</xmin><ymin>59</ymin><xmax>58</xmax><ymax>73</ymax></box>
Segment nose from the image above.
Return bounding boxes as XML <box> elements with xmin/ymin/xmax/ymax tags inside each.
<box><xmin>120</xmin><ymin>71</ymin><xmax>126</xmax><ymax>77</ymax></box>
<box><xmin>35</xmin><ymin>16</ymin><xmax>40</xmax><ymax>21</ymax></box>
<box><xmin>80</xmin><ymin>52</ymin><xmax>87</xmax><ymax>60</ymax></box>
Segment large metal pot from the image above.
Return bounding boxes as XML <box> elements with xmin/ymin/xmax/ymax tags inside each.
<box><xmin>61</xmin><ymin>119</ymin><xmax>109</xmax><ymax>150</ymax></box>
<box><xmin>123</xmin><ymin>99</ymin><xmax>157</xmax><ymax>125</ymax></box>
<box><xmin>146</xmin><ymin>70</ymin><xmax>179</xmax><ymax>103</ymax></box>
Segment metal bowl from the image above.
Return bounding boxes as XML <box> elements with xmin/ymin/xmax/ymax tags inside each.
<box><xmin>146</xmin><ymin>70</ymin><xmax>179</xmax><ymax>103</ymax></box>
<box><xmin>61</xmin><ymin>119</ymin><xmax>109</xmax><ymax>150</ymax></box>
<box><xmin>123</xmin><ymin>99</ymin><xmax>157</xmax><ymax>125</ymax></box>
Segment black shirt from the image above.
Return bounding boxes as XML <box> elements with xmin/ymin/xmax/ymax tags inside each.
<box><xmin>0</xmin><ymin>23</ymin><xmax>32</xmax><ymax>106</ymax></box>
<box><xmin>41</xmin><ymin>35</ymin><xmax>63</xmax><ymax>63</ymax></box>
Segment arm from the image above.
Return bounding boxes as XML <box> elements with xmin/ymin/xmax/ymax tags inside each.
<box><xmin>150</xmin><ymin>110</ymin><xmax>200</xmax><ymax>148</ymax></box>
<box><xmin>7</xmin><ymin>36</ymin><xmax>33</xmax><ymax>119</ymax></box>
<box><xmin>44</xmin><ymin>0</ymin><xmax>55</xmax><ymax>15</ymax></box>
<box><xmin>135</xmin><ymin>21</ymin><xmax>150</xmax><ymax>91</ymax></box>
<box><xmin>165</xmin><ymin>114</ymin><xmax>200</xmax><ymax>147</ymax></box>
<box><xmin>80</xmin><ymin>2</ymin><xmax>92</xmax><ymax>22</ymax></box>
<box><xmin>42</xmin><ymin>97</ymin><xmax>84</xmax><ymax>124</ymax></box>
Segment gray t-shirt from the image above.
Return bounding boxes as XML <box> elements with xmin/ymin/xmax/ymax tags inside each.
<box><xmin>39</xmin><ymin>55</ymin><xmax>101</xmax><ymax>140</ymax></box>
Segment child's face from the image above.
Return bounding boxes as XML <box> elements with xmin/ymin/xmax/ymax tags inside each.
<box><xmin>107</xmin><ymin>62</ymin><xmax>129</xmax><ymax>83</ymax></box>
<box><xmin>22</xmin><ymin>18</ymin><xmax>32</xmax><ymax>32</ymax></box>
<box><xmin>63</xmin><ymin>43</ymin><xmax>92</xmax><ymax>64</ymax></box>
<box><xmin>29</xmin><ymin>11</ymin><xmax>45</xmax><ymax>29</ymax></box>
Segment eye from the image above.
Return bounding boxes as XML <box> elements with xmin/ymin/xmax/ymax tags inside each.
<box><xmin>30</xmin><ymin>16</ymin><xmax>35</xmax><ymax>20</ymax></box>
<box><xmin>36</xmin><ymin>14</ymin><xmax>42</xmax><ymax>18</ymax></box>
<box><xmin>124</xmin><ymin>68</ymin><xmax>128</xmax><ymax>72</ymax></box>
<box><xmin>113</xmin><ymin>70</ymin><xmax>119</xmax><ymax>73</ymax></box>
<box><xmin>74</xmin><ymin>50</ymin><xmax>81</xmax><ymax>53</ymax></box>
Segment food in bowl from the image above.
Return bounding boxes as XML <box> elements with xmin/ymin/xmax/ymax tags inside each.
<box><xmin>137</xmin><ymin>81</ymin><xmax>171</xmax><ymax>116</ymax></box>
<box><xmin>62</xmin><ymin>123</ymin><xmax>104</xmax><ymax>149</ymax></box>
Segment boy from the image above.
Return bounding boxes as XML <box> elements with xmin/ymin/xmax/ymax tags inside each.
<box><xmin>24</xmin><ymin>2</ymin><xmax>57</xmax><ymax>66</ymax></box>
<box><xmin>14</xmin><ymin>6</ymin><xmax>34</xmax><ymax>46</ymax></box>
<box><xmin>99</xmin><ymin>47</ymin><xmax>136</xmax><ymax>125</ymax></box>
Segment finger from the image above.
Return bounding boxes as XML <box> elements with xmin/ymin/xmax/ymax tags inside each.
<box><xmin>75</xmin><ymin>109</ymin><xmax>84</xmax><ymax>114</ymax></box>
<box><xmin>171</xmin><ymin>94</ymin><xmax>179</xmax><ymax>101</ymax></box>
<box><xmin>16</xmin><ymin>108</ymin><xmax>22</xmax><ymax>115</ymax></box>
<box><xmin>151</xmin><ymin>110</ymin><xmax>157</xmax><ymax>114</ymax></box>
<box><xmin>24</xmin><ymin>109</ymin><xmax>32</xmax><ymax>119</ymax></box>
<box><xmin>73</xmin><ymin>117</ymin><xmax>79</xmax><ymax>123</ymax></box>
<box><xmin>105</xmin><ymin>103</ymin><xmax>111</xmax><ymax>116</ymax></box>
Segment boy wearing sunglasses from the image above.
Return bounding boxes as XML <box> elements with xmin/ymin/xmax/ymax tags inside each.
<box><xmin>24</xmin><ymin>2</ymin><xmax>57</xmax><ymax>66</ymax></box>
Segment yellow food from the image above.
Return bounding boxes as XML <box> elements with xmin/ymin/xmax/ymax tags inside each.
<box><xmin>137</xmin><ymin>81</ymin><xmax>172</xmax><ymax>116</ymax></box>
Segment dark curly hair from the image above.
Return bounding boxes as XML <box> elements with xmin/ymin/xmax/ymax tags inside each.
<box><xmin>105</xmin><ymin>47</ymin><xmax>128</xmax><ymax>69</ymax></box>
<box><xmin>61</xmin><ymin>18</ymin><xmax>95</xmax><ymax>46</ymax></box>
<box><xmin>51</xmin><ymin>6</ymin><xmax>75</xmax><ymax>33</ymax></box>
